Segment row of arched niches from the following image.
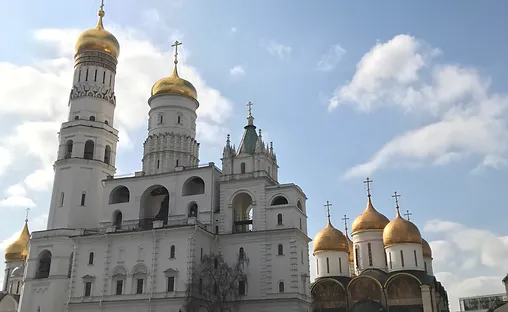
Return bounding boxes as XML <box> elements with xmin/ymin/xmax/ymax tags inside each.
<box><xmin>311</xmin><ymin>270</ymin><xmax>449</xmax><ymax>312</ymax></box>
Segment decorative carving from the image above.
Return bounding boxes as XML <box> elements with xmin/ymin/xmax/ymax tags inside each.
<box><xmin>387</xmin><ymin>275</ymin><xmax>423</xmax><ymax>307</ymax></box>
<box><xmin>311</xmin><ymin>280</ymin><xmax>347</xmax><ymax>309</ymax></box>
<box><xmin>349</xmin><ymin>277</ymin><xmax>383</xmax><ymax>302</ymax></box>
<box><xmin>74</xmin><ymin>51</ymin><xmax>117</xmax><ymax>73</ymax></box>
<box><xmin>70</xmin><ymin>83</ymin><xmax>116</xmax><ymax>105</ymax></box>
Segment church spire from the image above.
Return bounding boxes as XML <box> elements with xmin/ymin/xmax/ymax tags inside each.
<box><xmin>238</xmin><ymin>101</ymin><xmax>258</xmax><ymax>155</ymax></box>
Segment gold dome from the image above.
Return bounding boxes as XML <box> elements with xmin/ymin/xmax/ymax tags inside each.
<box><xmin>313</xmin><ymin>221</ymin><xmax>349</xmax><ymax>254</ymax></box>
<box><xmin>346</xmin><ymin>234</ymin><xmax>354</xmax><ymax>263</ymax></box>
<box><xmin>151</xmin><ymin>66</ymin><xmax>198</xmax><ymax>100</ymax></box>
<box><xmin>75</xmin><ymin>7</ymin><xmax>120</xmax><ymax>58</ymax></box>
<box><xmin>351</xmin><ymin>196</ymin><xmax>390</xmax><ymax>234</ymax></box>
<box><xmin>422</xmin><ymin>238</ymin><xmax>432</xmax><ymax>258</ymax></box>
<box><xmin>4</xmin><ymin>222</ymin><xmax>30</xmax><ymax>262</ymax></box>
<box><xmin>383</xmin><ymin>209</ymin><xmax>422</xmax><ymax>247</ymax></box>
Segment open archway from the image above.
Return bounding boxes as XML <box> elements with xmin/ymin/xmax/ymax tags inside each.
<box><xmin>139</xmin><ymin>185</ymin><xmax>169</xmax><ymax>229</ymax></box>
<box><xmin>109</xmin><ymin>186</ymin><xmax>130</xmax><ymax>204</ymax></box>
<box><xmin>348</xmin><ymin>276</ymin><xmax>385</xmax><ymax>312</ymax></box>
<box><xmin>232</xmin><ymin>192</ymin><xmax>253</xmax><ymax>233</ymax></box>
<box><xmin>311</xmin><ymin>279</ymin><xmax>347</xmax><ymax>311</ymax></box>
<box><xmin>386</xmin><ymin>274</ymin><xmax>423</xmax><ymax>312</ymax></box>
<box><xmin>182</xmin><ymin>177</ymin><xmax>205</xmax><ymax>196</ymax></box>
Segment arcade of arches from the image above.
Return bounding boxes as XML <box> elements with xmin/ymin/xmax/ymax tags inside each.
<box><xmin>311</xmin><ymin>275</ymin><xmax>424</xmax><ymax>312</ymax></box>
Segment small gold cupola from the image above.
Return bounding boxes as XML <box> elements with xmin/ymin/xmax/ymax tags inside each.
<box><xmin>351</xmin><ymin>178</ymin><xmax>390</xmax><ymax>234</ymax></box>
<box><xmin>151</xmin><ymin>40</ymin><xmax>198</xmax><ymax>100</ymax></box>
<box><xmin>75</xmin><ymin>1</ymin><xmax>120</xmax><ymax>58</ymax></box>
<box><xmin>4</xmin><ymin>219</ymin><xmax>30</xmax><ymax>262</ymax></box>
<box><xmin>383</xmin><ymin>192</ymin><xmax>423</xmax><ymax>247</ymax></box>
<box><xmin>313</xmin><ymin>201</ymin><xmax>349</xmax><ymax>254</ymax></box>
<box><xmin>422</xmin><ymin>238</ymin><xmax>432</xmax><ymax>258</ymax></box>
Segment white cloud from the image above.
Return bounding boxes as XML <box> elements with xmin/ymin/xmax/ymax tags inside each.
<box><xmin>330</xmin><ymin>34</ymin><xmax>508</xmax><ymax>178</ymax></box>
<box><xmin>229</xmin><ymin>65</ymin><xmax>246</xmax><ymax>77</ymax></box>
<box><xmin>230</xmin><ymin>27</ymin><xmax>237</xmax><ymax>33</ymax></box>
<box><xmin>265</xmin><ymin>40</ymin><xmax>292</xmax><ymax>59</ymax></box>
<box><xmin>0</xmin><ymin>184</ymin><xmax>36</xmax><ymax>209</ymax></box>
<box><xmin>317</xmin><ymin>44</ymin><xmax>346</xmax><ymax>72</ymax></box>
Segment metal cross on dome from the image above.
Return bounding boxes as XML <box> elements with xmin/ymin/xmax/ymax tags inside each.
<box><xmin>171</xmin><ymin>40</ymin><xmax>183</xmax><ymax>64</ymax></box>
<box><xmin>342</xmin><ymin>214</ymin><xmax>349</xmax><ymax>233</ymax></box>
<box><xmin>404</xmin><ymin>209</ymin><xmax>412</xmax><ymax>221</ymax></box>
<box><xmin>247</xmin><ymin>101</ymin><xmax>254</xmax><ymax>117</ymax></box>
<box><xmin>392</xmin><ymin>191</ymin><xmax>401</xmax><ymax>208</ymax></box>
<box><xmin>324</xmin><ymin>201</ymin><xmax>332</xmax><ymax>219</ymax></box>
<box><xmin>363</xmin><ymin>177</ymin><xmax>373</xmax><ymax>196</ymax></box>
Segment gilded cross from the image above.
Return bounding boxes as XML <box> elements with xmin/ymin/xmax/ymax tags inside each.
<box><xmin>100</xmin><ymin>0</ymin><xmax>105</xmax><ymax>10</ymax></box>
<box><xmin>171</xmin><ymin>40</ymin><xmax>183</xmax><ymax>63</ymax></box>
<box><xmin>342</xmin><ymin>214</ymin><xmax>349</xmax><ymax>233</ymax></box>
<box><xmin>25</xmin><ymin>207</ymin><xmax>30</xmax><ymax>222</ymax></box>
<box><xmin>404</xmin><ymin>210</ymin><xmax>412</xmax><ymax>221</ymax></box>
<box><xmin>247</xmin><ymin>101</ymin><xmax>253</xmax><ymax>117</ymax></box>
<box><xmin>392</xmin><ymin>191</ymin><xmax>401</xmax><ymax>208</ymax></box>
<box><xmin>363</xmin><ymin>177</ymin><xmax>373</xmax><ymax>196</ymax></box>
<box><xmin>324</xmin><ymin>201</ymin><xmax>332</xmax><ymax>220</ymax></box>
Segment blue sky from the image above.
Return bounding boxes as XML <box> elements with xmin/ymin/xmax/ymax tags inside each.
<box><xmin>1</xmin><ymin>0</ymin><xmax>508</xmax><ymax>310</ymax></box>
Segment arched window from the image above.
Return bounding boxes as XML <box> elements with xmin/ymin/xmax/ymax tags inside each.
<box><xmin>177</xmin><ymin>115</ymin><xmax>181</xmax><ymax>124</ymax></box>
<box><xmin>105</xmin><ymin>120</ymin><xmax>109</xmax><ymax>125</ymax></box>
<box><xmin>68</xmin><ymin>252</ymin><xmax>74</xmax><ymax>278</ymax></box>
<box><xmin>84</xmin><ymin>140</ymin><xmax>94</xmax><ymax>160</ymax></box>
<box><xmin>36</xmin><ymin>250</ymin><xmax>52</xmax><ymax>279</ymax></box>
<box><xmin>240</xmin><ymin>162</ymin><xmax>246</xmax><ymax>174</ymax></box>
<box><xmin>109</xmin><ymin>186</ymin><xmax>130</xmax><ymax>204</ymax></box>
<box><xmin>414</xmin><ymin>250</ymin><xmax>418</xmax><ymax>267</ymax></box>
<box><xmin>239</xmin><ymin>247</ymin><xmax>245</xmax><ymax>260</ymax></box>
<box><xmin>88</xmin><ymin>252</ymin><xmax>94</xmax><ymax>265</ymax></box>
<box><xmin>297</xmin><ymin>200</ymin><xmax>303</xmax><ymax>211</ymax></box>
<box><xmin>354</xmin><ymin>245</ymin><xmax>359</xmax><ymax>268</ymax></box>
<box><xmin>271</xmin><ymin>196</ymin><xmax>289</xmax><ymax>206</ymax></box>
<box><xmin>65</xmin><ymin>140</ymin><xmax>73</xmax><ymax>159</ymax></box>
<box><xmin>188</xmin><ymin>203</ymin><xmax>198</xmax><ymax>217</ymax></box>
<box><xmin>74</xmin><ymin>115</ymin><xmax>79</xmax><ymax>120</ymax></box>
<box><xmin>170</xmin><ymin>245</ymin><xmax>176</xmax><ymax>259</ymax></box>
<box><xmin>326</xmin><ymin>257</ymin><xmax>330</xmax><ymax>273</ymax></box>
<box><xmin>182</xmin><ymin>177</ymin><xmax>205</xmax><ymax>196</ymax></box>
<box><xmin>339</xmin><ymin>257</ymin><xmax>342</xmax><ymax>273</ymax></box>
<box><xmin>80</xmin><ymin>193</ymin><xmax>86</xmax><ymax>206</ymax></box>
<box><xmin>316</xmin><ymin>259</ymin><xmax>319</xmax><ymax>275</ymax></box>
<box><xmin>277</xmin><ymin>213</ymin><xmax>283</xmax><ymax>225</ymax></box>
<box><xmin>59</xmin><ymin>192</ymin><xmax>65</xmax><ymax>207</ymax></box>
<box><xmin>89</xmin><ymin>116</ymin><xmax>95</xmax><ymax>121</ymax></box>
<box><xmin>277</xmin><ymin>244</ymin><xmax>284</xmax><ymax>256</ymax></box>
<box><xmin>113</xmin><ymin>211</ymin><xmax>122</xmax><ymax>229</ymax></box>
<box><xmin>158</xmin><ymin>114</ymin><xmax>164</xmax><ymax>124</ymax></box>
<box><xmin>104</xmin><ymin>145</ymin><xmax>111</xmax><ymax>165</ymax></box>
<box><xmin>400</xmin><ymin>250</ymin><xmax>405</xmax><ymax>267</ymax></box>
<box><xmin>278</xmin><ymin>281</ymin><xmax>285</xmax><ymax>293</ymax></box>
<box><xmin>368</xmin><ymin>243</ymin><xmax>373</xmax><ymax>266</ymax></box>
<box><xmin>389</xmin><ymin>252</ymin><xmax>393</xmax><ymax>269</ymax></box>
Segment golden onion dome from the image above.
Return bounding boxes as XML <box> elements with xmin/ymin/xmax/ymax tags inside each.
<box><xmin>383</xmin><ymin>208</ymin><xmax>422</xmax><ymax>247</ymax></box>
<box><xmin>422</xmin><ymin>238</ymin><xmax>432</xmax><ymax>258</ymax></box>
<box><xmin>75</xmin><ymin>7</ymin><xmax>120</xmax><ymax>58</ymax></box>
<box><xmin>151</xmin><ymin>64</ymin><xmax>198</xmax><ymax>100</ymax></box>
<box><xmin>4</xmin><ymin>221</ymin><xmax>30</xmax><ymax>262</ymax></box>
<box><xmin>351</xmin><ymin>196</ymin><xmax>390</xmax><ymax>234</ymax></box>
<box><xmin>313</xmin><ymin>220</ymin><xmax>349</xmax><ymax>254</ymax></box>
<box><xmin>346</xmin><ymin>234</ymin><xmax>354</xmax><ymax>263</ymax></box>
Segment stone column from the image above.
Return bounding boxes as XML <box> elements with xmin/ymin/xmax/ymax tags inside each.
<box><xmin>421</xmin><ymin>284</ymin><xmax>433</xmax><ymax>312</ymax></box>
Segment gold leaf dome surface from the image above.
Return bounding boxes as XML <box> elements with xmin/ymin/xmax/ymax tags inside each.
<box><xmin>75</xmin><ymin>9</ymin><xmax>120</xmax><ymax>58</ymax></box>
<box><xmin>313</xmin><ymin>221</ymin><xmax>349</xmax><ymax>254</ymax></box>
<box><xmin>151</xmin><ymin>66</ymin><xmax>198</xmax><ymax>100</ymax></box>
<box><xmin>383</xmin><ymin>210</ymin><xmax>422</xmax><ymax>247</ymax></box>
<box><xmin>351</xmin><ymin>196</ymin><xmax>390</xmax><ymax>234</ymax></box>
<box><xmin>4</xmin><ymin>222</ymin><xmax>30</xmax><ymax>262</ymax></box>
<box><xmin>422</xmin><ymin>238</ymin><xmax>432</xmax><ymax>258</ymax></box>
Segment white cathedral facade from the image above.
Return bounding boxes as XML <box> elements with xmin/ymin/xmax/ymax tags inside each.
<box><xmin>1</xmin><ymin>5</ymin><xmax>311</xmax><ymax>312</ymax></box>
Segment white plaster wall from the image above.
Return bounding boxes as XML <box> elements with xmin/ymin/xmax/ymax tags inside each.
<box><xmin>352</xmin><ymin>230</ymin><xmax>387</xmax><ymax>274</ymax></box>
<box><xmin>147</xmin><ymin>95</ymin><xmax>198</xmax><ymax>138</ymax></box>
<box><xmin>385</xmin><ymin>243</ymin><xmax>425</xmax><ymax>272</ymax></box>
<box><xmin>101</xmin><ymin>165</ymin><xmax>220</xmax><ymax>226</ymax></box>
<box><xmin>314</xmin><ymin>251</ymin><xmax>349</xmax><ymax>278</ymax></box>
<box><xmin>423</xmin><ymin>257</ymin><xmax>434</xmax><ymax>275</ymax></box>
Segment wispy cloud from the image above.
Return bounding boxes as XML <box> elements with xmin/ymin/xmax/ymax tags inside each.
<box><xmin>317</xmin><ymin>44</ymin><xmax>346</xmax><ymax>72</ymax></box>
<box><xmin>229</xmin><ymin>65</ymin><xmax>246</xmax><ymax>77</ymax></box>
<box><xmin>265</xmin><ymin>40</ymin><xmax>292</xmax><ymax>59</ymax></box>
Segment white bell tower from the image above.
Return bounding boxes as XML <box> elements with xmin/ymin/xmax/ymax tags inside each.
<box><xmin>46</xmin><ymin>3</ymin><xmax>120</xmax><ymax>230</ymax></box>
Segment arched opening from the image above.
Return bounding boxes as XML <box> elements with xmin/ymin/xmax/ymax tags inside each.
<box><xmin>105</xmin><ymin>120</ymin><xmax>109</xmax><ymax>125</ymax></box>
<box><xmin>84</xmin><ymin>140</ymin><xmax>94</xmax><ymax>160</ymax></box>
<box><xmin>348</xmin><ymin>277</ymin><xmax>384</xmax><ymax>312</ymax></box>
<box><xmin>65</xmin><ymin>140</ymin><xmax>73</xmax><ymax>159</ymax></box>
<box><xmin>232</xmin><ymin>192</ymin><xmax>253</xmax><ymax>233</ymax></box>
<box><xmin>113</xmin><ymin>211</ymin><xmax>123</xmax><ymax>229</ymax></box>
<box><xmin>109</xmin><ymin>186</ymin><xmax>130</xmax><ymax>204</ymax></box>
<box><xmin>139</xmin><ymin>185</ymin><xmax>170</xmax><ymax>229</ymax></box>
<box><xmin>74</xmin><ymin>115</ymin><xmax>79</xmax><ymax>120</ymax></box>
<box><xmin>297</xmin><ymin>200</ymin><xmax>303</xmax><ymax>211</ymax></box>
<box><xmin>35</xmin><ymin>250</ymin><xmax>52</xmax><ymax>279</ymax></box>
<box><xmin>239</xmin><ymin>247</ymin><xmax>245</xmax><ymax>260</ymax></box>
<box><xmin>271</xmin><ymin>196</ymin><xmax>288</xmax><ymax>206</ymax></box>
<box><xmin>278</xmin><ymin>244</ymin><xmax>284</xmax><ymax>255</ymax></box>
<box><xmin>89</xmin><ymin>116</ymin><xmax>96</xmax><ymax>121</ymax></box>
<box><xmin>277</xmin><ymin>213</ymin><xmax>283</xmax><ymax>225</ymax></box>
<box><xmin>278</xmin><ymin>281</ymin><xmax>285</xmax><ymax>293</ymax></box>
<box><xmin>104</xmin><ymin>145</ymin><xmax>111</xmax><ymax>165</ymax></box>
<box><xmin>170</xmin><ymin>245</ymin><xmax>176</xmax><ymax>259</ymax></box>
<box><xmin>68</xmin><ymin>252</ymin><xmax>74</xmax><ymax>278</ymax></box>
<box><xmin>311</xmin><ymin>279</ymin><xmax>347</xmax><ymax>311</ymax></box>
<box><xmin>88</xmin><ymin>252</ymin><xmax>94</xmax><ymax>265</ymax></box>
<box><xmin>240</xmin><ymin>162</ymin><xmax>246</xmax><ymax>174</ymax></box>
<box><xmin>386</xmin><ymin>274</ymin><xmax>423</xmax><ymax>312</ymax></box>
<box><xmin>182</xmin><ymin>177</ymin><xmax>205</xmax><ymax>196</ymax></box>
<box><xmin>188</xmin><ymin>202</ymin><xmax>198</xmax><ymax>217</ymax></box>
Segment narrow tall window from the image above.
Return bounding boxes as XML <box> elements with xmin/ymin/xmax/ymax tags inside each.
<box><xmin>176</xmin><ymin>159</ymin><xmax>179</xmax><ymax>167</ymax></box>
<box><xmin>299</xmin><ymin>218</ymin><xmax>302</xmax><ymax>230</ymax></box>
<box><xmin>215</xmin><ymin>225</ymin><xmax>219</xmax><ymax>234</ymax></box>
<box><xmin>301</xmin><ymin>250</ymin><xmax>304</xmax><ymax>264</ymax></box>
<box><xmin>158</xmin><ymin>114</ymin><xmax>164</xmax><ymax>124</ymax></box>
<box><xmin>354</xmin><ymin>245</ymin><xmax>359</xmax><ymax>268</ymax></box>
<box><xmin>326</xmin><ymin>257</ymin><xmax>330</xmax><ymax>273</ymax></box>
<box><xmin>136</xmin><ymin>279</ymin><xmax>144</xmax><ymax>294</ymax></box>
<box><xmin>367</xmin><ymin>243</ymin><xmax>373</xmax><ymax>266</ymax></box>
<box><xmin>389</xmin><ymin>252</ymin><xmax>393</xmax><ymax>269</ymax></box>
<box><xmin>316</xmin><ymin>259</ymin><xmax>319</xmax><ymax>275</ymax></box>
<box><xmin>239</xmin><ymin>280</ymin><xmax>246</xmax><ymax>295</ymax></box>
<box><xmin>385</xmin><ymin>251</ymin><xmax>388</xmax><ymax>266</ymax></box>
<box><xmin>200</xmin><ymin>248</ymin><xmax>203</xmax><ymax>260</ymax></box>
<box><xmin>277</xmin><ymin>213</ymin><xmax>283</xmax><ymax>225</ymax></box>
<box><xmin>84</xmin><ymin>282</ymin><xmax>92</xmax><ymax>297</ymax></box>
<box><xmin>81</xmin><ymin>193</ymin><xmax>86</xmax><ymax>206</ymax></box>
<box><xmin>239</xmin><ymin>247</ymin><xmax>245</xmax><ymax>260</ymax></box>
<box><xmin>157</xmin><ymin>159</ymin><xmax>160</xmax><ymax>169</ymax></box>
<box><xmin>240</xmin><ymin>162</ymin><xmax>246</xmax><ymax>174</ymax></box>
<box><xmin>85</xmin><ymin>68</ymin><xmax>89</xmax><ymax>81</ymax></box>
<box><xmin>94</xmin><ymin>69</ymin><xmax>98</xmax><ymax>82</ymax></box>
<box><xmin>116</xmin><ymin>280</ymin><xmax>123</xmax><ymax>295</ymax></box>
<box><xmin>339</xmin><ymin>257</ymin><xmax>342</xmax><ymax>273</ymax></box>
<box><xmin>400</xmin><ymin>250</ymin><xmax>405</xmax><ymax>267</ymax></box>
<box><xmin>414</xmin><ymin>250</ymin><xmax>418</xmax><ymax>267</ymax></box>
<box><xmin>88</xmin><ymin>252</ymin><xmax>94</xmax><ymax>265</ymax></box>
<box><xmin>167</xmin><ymin>276</ymin><xmax>175</xmax><ymax>292</ymax></box>
<box><xmin>65</xmin><ymin>140</ymin><xmax>73</xmax><ymax>159</ymax></box>
<box><xmin>177</xmin><ymin>116</ymin><xmax>181</xmax><ymax>124</ymax></box>
<box><xmin>170</xmin><ymin>245</ymin><xmax>175</xmax><ymax>259</ymax></box>
<box><xmin>109</xmin><ymin>73</ymin><xmax>112</xmax><ymax>87</ymax></box>
<box><xmin>277</xmin><ymin>244</ymin><xmax>283</xmax><ymax>255</ymax></box>
<box><xmin>78</xmin><ymin>69</ymin><xmax>81</xmax><ymax>82</ymax></box>
<box><xmin>278</xmin><ymin>282</ymin><xmax>285</xmax><ymax>293</ymax></box>
<box><xmin>424</xmin><ymin>262</ymin><xmax>428</xmax><ymax>273</ymax></box>
<box><xmin>59</xmin><ymin>192</ymin><xmax>65</xmax><ymax>207</ymax></box>
<box><xmin>102</xmin><ymin>71</ymin><xmax>106</xmax><ymax>83</ymax></box>
<box><xmin>84</xmin><ymin>140</ymin><xmax>94</xmax><ymax>160</ymax></box>
<box><xmin>104</xmin><ymin>146</ymin><xmax>111</xmax><ymax>165</ymax></box>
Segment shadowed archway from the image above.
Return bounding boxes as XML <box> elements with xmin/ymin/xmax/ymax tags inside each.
<box><xmin>139</xmin><ymin>185</ymin><xmax>169</xmax><ymax>229</ymax></box>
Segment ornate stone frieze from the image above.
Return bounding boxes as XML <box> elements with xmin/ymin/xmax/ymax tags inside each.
<box><xmin>74</xmin><ymin>51</ymin><xmax>117</xmax><ymax>73</ymax></box>
<box><xmin>70</xmin><ymin>83</ymin><xmax>116</xmax><ymax>105</ymax></box>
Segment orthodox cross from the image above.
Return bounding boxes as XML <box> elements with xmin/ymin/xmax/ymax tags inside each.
<box><xmin>25</xmin><ymin>207</ymin><xmax>30</xmax><ymax>222</ymax></box>
<box><xmin>324</xmin><ymin>201</ymin><xmax>332</xmax><ymax>220</ymax></box>
<box><xmin>363</xmin><ymin>177</ymin><xmax>373</xmax><ymax>196</ymax></box>
<box><xmin>404</xmin><ymin>210</ymin><xmax>412</xmax><ymax>221</ymax></box>
<box><xmin>171</xmin><ymin>40</ymin><xmax>183</xmax><ymax>64</ymax></box>
<box><xmin>247</xmin><ymin>101</ymin><xmax>254</xmax><ymax>117</ymax></box>
<box><xmin>342</xmin><ymin>214</ymin><xmax>349</xmax><ymax>234</ymax></box>
<box><xmin>392</xmin><ymin>191</ymin><xmax>401</xmax><ymax>209</ymax></box>
<box><xmin>100</xmin><ymin>0</ymin><xmax>105</xmax><ymax>10</ymax></box>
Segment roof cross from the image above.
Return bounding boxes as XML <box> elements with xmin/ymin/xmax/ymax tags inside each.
<box><xmin>247</xmin><ymin>101</ymin><xmax>254</xmax><ymax>117</ymax></box>
<box><xmin>100</xmin><ymin>0</ymin><xmax>105</xmax><ymax>10</ymax></box>
<box><xmin>171</xmin><ymin>40</ymin><xmax>183</xmax><ymax>64</ymax></box>
<box><xmin>404</xmin><ymin>209</ymin><xmax>412</xmax><ymax>221</ymax></box>
<box><xmin>25</xmin><ymin>207</ymin><xmax>30</xmax><ymax>222</ymax></box>
<box><xmin>342</xmin><ymin>214</ymin><xmax>349</xmax><ymax>234</ymax></box>
<box><xmin>324</xmin><ymin>201</ymin><xmax>332</xmax><ymax>222</ymax></box>
<box><xmin>392</xmin><ymin>192</ymin><xmax>401</xmax><ymax>213</ymax></box>
<box><xmin>363</xmin><ymin>177</ymin><xmax>373</xmax><ymax>196</ymax></box>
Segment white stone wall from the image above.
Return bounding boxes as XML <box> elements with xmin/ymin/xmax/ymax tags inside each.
<box><xmin>352</xmin><ymin>230</ymin><xmax>387</xmax><ymax>274</ymax></box>
<box><xmin>423</xmin><ymin>256</ymin><xmax>434</xmax><ymax>275</ymax></box>
<box><xmin>314</xmin><ymin>250</ymin><xmax>349</xmax><ymax>278</ymax></box>
<box><xmin>385</xmin><ymin>243</ymin><xmax>425</xmax><ymax>272</ymax></box>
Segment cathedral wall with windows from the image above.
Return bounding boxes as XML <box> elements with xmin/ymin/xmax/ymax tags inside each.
<box><xmin>265</xmin><ymin>184</ymin><xmax>307</xmax><ymax>233</ymax></box>
<box><xmin>69</xmin><ymin>96</ymin><xmax>116</xmax><ymax>126</ymax></box>
<box><xmin>352</xmin><ymin>230</ymin><xmax>387</xmax><ymax>273</ymax></box>
<box><xmin>385</xmin><ymin>243</ymin><xmax>425</xmax><ymax>272</ymax></box>
<box><xmin>147</xmin><ymin>96</ymin><xmax>197</xmax><ymax>137</ymax></box>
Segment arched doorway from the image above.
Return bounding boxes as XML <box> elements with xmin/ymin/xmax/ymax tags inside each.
<box><xmin>311</xmin><ymin>279</ymin><xmax>347</xmax><ymax>312</ymax></box>
<box><xmin>139</xmin><ymin>185</ymin><xmax>169</xmax><ymax>229</ymax></box>
<box><xmin>232</xmin><ymin>192</ymin><xmax>253</xmax><ymax>233</ymax></box>
<box><xmin>386</xmin><ymin>274</ymin><xmax>424</xmax><ymax>312</ymax></box>
<box><xmin>348</xmin><ymin>277</ymin><xmax>385</xmax><ymax>312</ymax></box>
